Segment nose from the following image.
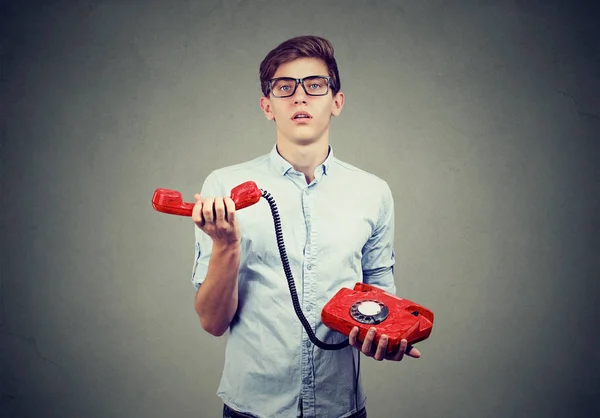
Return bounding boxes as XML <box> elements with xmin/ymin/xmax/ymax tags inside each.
<box><xmin>292</xmin><ymin>80</ymin><xmax>308</xmax><ymax>104</ymax></box>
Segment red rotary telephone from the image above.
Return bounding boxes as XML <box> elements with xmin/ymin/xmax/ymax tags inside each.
<box><xmin>152</xmin><ymin>181</ymin><xmax>434</xmax><ymax>353</ymax></box>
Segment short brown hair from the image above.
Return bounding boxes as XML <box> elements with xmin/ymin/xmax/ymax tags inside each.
<box><xmin>259</xmin><ymin>35</ymin><xmax>341</xmax><ymax>97</ymax></box>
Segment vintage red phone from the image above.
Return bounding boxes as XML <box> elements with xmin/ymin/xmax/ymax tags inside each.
<box><xmin>152</xmin><ymin>181</ymin><xmax>434</xmax><ymax>352</ymax></box>
<box><xmin>322</xmin><ymin>283</ymin><xmax>434</xmax><ymax>354</ymax></box>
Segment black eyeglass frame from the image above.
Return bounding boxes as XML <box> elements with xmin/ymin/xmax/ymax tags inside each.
<box><xmin>267</xmin><ymin>75</ymin><xmax>333</xmax><ymax>98</ymax></box>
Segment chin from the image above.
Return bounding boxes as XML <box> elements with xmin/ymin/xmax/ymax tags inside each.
<box><xmin>278</xmin><ymin>124</ymin><xmax>328</xmax><ymax>145</ymax></box>
<box><xmin>291</xmin><ymin>136</ymin><xmax>322</xmax><ymax>145</ymax></box>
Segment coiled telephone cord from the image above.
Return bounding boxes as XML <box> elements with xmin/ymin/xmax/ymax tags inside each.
<box><xmin>261</xmin><ymin>188</ymin><xmax>362</xmax><ymax>413</ymax></box>
<box><xmin>261</xmin><ymin>189</ymin><xmax>349</xmax><ymax>351</ymax></box>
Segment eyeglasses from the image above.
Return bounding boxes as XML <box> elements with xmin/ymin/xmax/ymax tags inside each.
<box><xmin>268</xmin><ymin>75</ymin><xmax>332</xmax><ymax>98</ymax></box>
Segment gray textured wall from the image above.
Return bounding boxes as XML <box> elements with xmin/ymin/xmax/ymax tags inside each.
<box><xmin>1</xmin><ymin>1</ymin><xmax>598</xmax><ymax>417</ymax></box>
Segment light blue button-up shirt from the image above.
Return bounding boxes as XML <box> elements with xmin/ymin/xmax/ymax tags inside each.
<box><xmin>192</xmin><ymin>144</ymin><xmax>396</xmax><ymax>418</ymax></box>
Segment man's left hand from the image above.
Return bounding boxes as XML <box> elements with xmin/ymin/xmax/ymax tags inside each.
<box><xmin>349</xmin><ymin>326</ymin><xmax>422</xmax><ymax>361</ymax></box>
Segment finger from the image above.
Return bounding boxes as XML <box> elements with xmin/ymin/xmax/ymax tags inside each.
<box><xmin>361</xmin><ymin>327</ymin><xmax>376</xmax><ymax>355</ymax></box>
<box><xmin>202</xmin><ymin>197</ymin><xmax>215</xmax><ymax>224</ymax></box>
<box><xmin>406</xmin><ymin>345</ymin><xmax>421</xmax><ymax>358</ymax></box>
<box><xmin>373</xmin><ymin>334</ymin><xmax>388</xmax><ymax>361</ymax></box>
<box><xmin>193</xmin><ymin>193</ymin><xmax>202</xmax><ymax>202</ymax></box>
<box><xmin>392</xmin><ymin>339</ymin><xmax>408</xmax><ymax>361</ymax></box>
<box><xmin>214</xmin><ymin>197</ymin><xmax>225</xmax><ymax>224</ymax></box>
<box><xmin>223</xmin><ymin>197</ymin><xmax>237</xmax><ymax>223</ymax></box>
<box><xmin>192</xmin><ymin>197</ymin><xmax>204</xmax><ymax>225</ymax></box>
<box><xmin>349</xmin><ymin>326</ymin><xmax>361</xmax><ymax>348</ymax></box>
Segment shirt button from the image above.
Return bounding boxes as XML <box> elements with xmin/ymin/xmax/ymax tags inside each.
<box><xmin>305</xmin><ymin>305</ymin><xmax>311</xmax><ymax>312</ymax></box>
<box><xmin>304</xmin><ymin>189</ymin><xmax>310</xmax><ymax>195</ymax></box>
<box><xmin>307</xmin><ymin>263</ymin><xmax>313</xmax><ymax>270</ymax></box>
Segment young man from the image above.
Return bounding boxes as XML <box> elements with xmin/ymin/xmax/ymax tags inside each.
<box><xmin>190</xmin><ymin>36</ymin><xmax>420</xmax><ymax>418</ymax></box>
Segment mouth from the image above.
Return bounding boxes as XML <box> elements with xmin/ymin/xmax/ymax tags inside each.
<box><xmin>291</xmin><ymin>111</ymin><xmax>312</xmax><ymax>122</ymax></box>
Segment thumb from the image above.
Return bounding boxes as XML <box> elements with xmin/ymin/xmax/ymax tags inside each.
<box><xmin>193</xmin><ymin>193</ymin><xmax>202</xmax><ymax>202</ymax></box>
<box><xmin>406</xmin><ymin>345</ymin><xmax>421</xmax><ymax>358</ymax></box>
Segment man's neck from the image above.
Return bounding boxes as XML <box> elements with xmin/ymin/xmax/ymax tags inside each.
<box><xmin>276</xmin><ymin>139</ymin><xmax>330</xmax><ymax>184</ymax></box>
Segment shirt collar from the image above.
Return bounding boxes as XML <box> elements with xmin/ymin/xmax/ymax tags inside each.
<box><xmin>269</xmin><ymin>144</ymin><xmax>334</xmax><ymax>177</ymax></box>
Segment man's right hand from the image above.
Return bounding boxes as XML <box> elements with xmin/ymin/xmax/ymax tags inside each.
<box><xmin>192</xmin><ymin>194</ymin><xmax>241</xmax><ymax>246</ymax></box>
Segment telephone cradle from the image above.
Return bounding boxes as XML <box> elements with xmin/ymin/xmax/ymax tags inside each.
<box><xmin>322</xmin><ymin>282</ymin><xmax>434</xmax><ymax>354</ymax></box>
<box><xmin>152</xmin><ymin>181</ymin><xmax>434</xmax><ymax>352</ymax></box>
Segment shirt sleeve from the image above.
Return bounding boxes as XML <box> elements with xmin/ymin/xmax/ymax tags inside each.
<box><xmin>191</xmin><ymin>171</ymin><xmax>222</xmax><ymax>290</ymax></box>
<box><xmin>361</xmin><ymin>181</ymin><xmax>397</xmax><ymax>295</ymax></box>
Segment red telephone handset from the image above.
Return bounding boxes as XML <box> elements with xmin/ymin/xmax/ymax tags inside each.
<box><xmin>152</xmin><ymin>181</ymin><xmax>263</xmax><ymax>216</ymax></box>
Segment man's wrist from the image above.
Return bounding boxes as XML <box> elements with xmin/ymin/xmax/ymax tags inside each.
<box><xmin>212</xmin><ymin>239</ymin><xmax>241</xmax><ymax>254</ymax></box>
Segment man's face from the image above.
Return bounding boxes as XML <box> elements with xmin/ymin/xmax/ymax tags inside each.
<box><xmin>260</xmin><ymin>57</ymin><xmax>344</xmax><ymax>146</ymax></box>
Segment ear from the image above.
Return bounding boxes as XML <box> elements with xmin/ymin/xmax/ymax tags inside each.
<box><xmin>260</xmin><ymin>96</ymin><xmax>275</xmax><ymax>121</ymax></box>
<box><xmin>331</xmin><ymin>91</ymin><xmax>345</xmax><ymax>117</ymax></box>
